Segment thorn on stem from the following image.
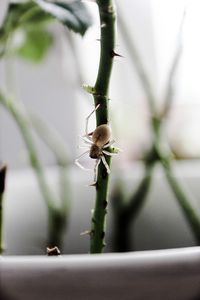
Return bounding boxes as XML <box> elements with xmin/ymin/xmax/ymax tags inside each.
<box><xmin>82</xmin><ymin>229</ymin><xmax>95</xmax><ymax>238</ymax></box>
<box><xmin>90</xmin><ymin>182</ymin><xmax>97</xmax><ymax>187</ymax></box>
<box><xmin>103</xmin><ymin>200</ymin><xmax>107</xmax><ymax>209</ymax></box>
<box><xmin>110</xmin><ymin>50</ymin><xmax>123</xmax><ymax>58</ymax></box>
<box><xmin>0</xmin><ymin>164</ymin><xmax>7</xmax><ymax>194</ymax></box>
<box><xmin>80</xmin><ymin>230</ymin><xmax>91</xmax><ymax>236</ymax></box>
<box><xmin>95</xmin><ymin>182</ymin><xmax>100</xmax><ymax>190</ymax></box>
<box><xmin>101</xmin><ymin>23</ymin><xmax>107</xmax><ymax>28</ymax></box>
<box><xmin>101</xmin><ymin>231</ymin><xmax>105</xmax><ymax>239</ymax></box>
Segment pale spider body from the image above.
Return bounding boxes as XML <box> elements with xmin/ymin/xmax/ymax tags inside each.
<box><xmin>75</xmin><ymin>105</ymin><xmax>117</xmax><ymax>184</ymax></box>
<box><xmin>90</xmin><ymin>124</ymin><xmax>111</xmax><ymax>159</ymax></box>
<box><xmin>91</xmin><ymin>124</ymin><xmax>111</xmax><ymax>147</ymax></box>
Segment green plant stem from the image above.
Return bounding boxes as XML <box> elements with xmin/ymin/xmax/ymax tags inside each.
<box><xmin>127</xmin><ymin>163</ymin><xmax>155</xmax><ymax>219</ymax></box>
<box><xmin>0</xmin><ymin>91</ymin><xmax>67</xmax><ymax>249</ymax></box>
<box><xmin>90</xmin><ymin>0</ymin><xmax>116</xmax><ymax>254</ymax></box>
<box><xmin>47</xmin><ymin>163</ymin><xmax>70</xmax><ymax>248</ymax></box>
<box><xmin>0</xmin><ymin>165</ymin><xmax>7</xmax><ymax>254</ymax></box>
<box><xmin>154</xmin><ymin>122</ymin><xmax>200</xmax><ymax>244</ymax></box>
<box><xmin>112</xmin><ymin>161</ymin><xmax>155</xmax><ymax>252</ymax></box>
<box><xmin>113</xmin><ymin>9</ymin><xmax>200</xmax><ymax>250</ymax></box>
<box><xmin>111</xmin><ymin>122</ymin><xmax>161</xmax><ymax>252</ymax></box>
<box><xmin>161</xmin><ymin>158</ymin><xmax>200</xmax><ymax>243</ymax></box>
<box><xmin>30</xmin><ymin>111</ymin><xmax>70</xmax><ymax>212</ymax></box>
<box><xmin>0</xmin><ymin>93</ymin><xmax>54</xmax><ymax>209</ymax></box>
<box><xmin>48</xmin><ymin>208</ymin><xmax>67</xmax><ymax>247</ymax></box>
<box><xmin>151</xmin><ymin>117</ymin><xmax>200</xmax><ymax>244</ymax></box>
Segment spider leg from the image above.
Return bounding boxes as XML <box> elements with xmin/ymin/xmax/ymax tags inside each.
<box><xmin>78</xmin><ymin>145</ymin><xmax>89</xmax><ymax>149</ymax></box>
<box><xmin>85</xmin><ymin>104</ymin><xmax>100</xmax><ymax>135</ymax></box>
<box><xmin>101</xmin><ymin>155</ymin><xmax>111</xmax><ymax>174</ymax></box>
<box><xmin>75</xmin><ymin>150</ymin><xmax>91</xmax><ymax>171</ymax></box>
<box><xmin>103</xmin><ymin>139</ymin><xmax>115</xmax><ymax>148</ymax></box>
<box><xmin>102</xmin><ymin>149</ymin><xmax>118</xmax><ymax>156</ymax></box>
<box><xmin>93</xmin><ymin>158</ymin><xmax>101</xmax><ymax>183</ymax></box>
<box><xmin>80</xmin><ymin>135</ymin><xmax>93</xmax><ymax>145</ymax></box>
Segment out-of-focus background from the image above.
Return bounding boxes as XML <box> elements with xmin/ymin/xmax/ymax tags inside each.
<box><xmin>1</xmin><ymin>0</ymin><xmax>200</xmax><ymax>169</ymax></box>
<box><xmin>1</xmin><ymin>0</ymin><xmax>200</xmax><ymax>255</ymax></box>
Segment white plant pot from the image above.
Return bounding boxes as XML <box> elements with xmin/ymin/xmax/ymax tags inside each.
<box><xmin>1</xmin><ymin>247</ymin><xmax>200</xmax><ymax>300</ymax></box>
<box><xmin>1</xmin><ymin>161</ymin><xmax>200</xmax><ymax>299</ymax></box>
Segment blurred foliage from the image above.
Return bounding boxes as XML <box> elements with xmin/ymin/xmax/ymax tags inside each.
<box><xmin>36</xmin><ymin>0</ymin><xmax>92</xmax><ymax>36</ymax></box>
<box><xmin>17</xmin><ymin>28</ymin><xmax>54</xmax><ymax>62</ymax></box>
<box><xmin>0</xmin><ymin>0</ymin><xmax>92</xmax><ymax>62</ymax></box>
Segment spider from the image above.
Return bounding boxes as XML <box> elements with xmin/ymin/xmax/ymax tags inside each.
<box><xmin>75</xmin><ymin>104</ymin><xmax>117</xmax><ymax>183</ymax></box>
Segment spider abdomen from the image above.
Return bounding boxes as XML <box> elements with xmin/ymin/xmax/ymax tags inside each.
<box><xmin>92</xmin><ymin>124</ymin><xmax>111</xmax><ymax>147</ymax></box>
<box><xmin>90</xmin><ymin>144</ymin><xmax>102</xmax><ymax>159</ymax></box>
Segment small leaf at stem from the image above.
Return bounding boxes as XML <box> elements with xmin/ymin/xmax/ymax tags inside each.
<box><xmin>82</xmin><ymin>84</ymin><xmax>97</xmax><ymax>95</ymax></box>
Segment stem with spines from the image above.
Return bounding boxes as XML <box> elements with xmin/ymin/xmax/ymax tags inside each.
<box><xmin>90</xmin><ymin>0</ymin><xmax>116</xmax><ymax>254</ymax></box>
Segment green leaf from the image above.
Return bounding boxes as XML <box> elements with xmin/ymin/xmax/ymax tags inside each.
<box><xmin>1</xmin><ymin>2</ymin><xmax>53</xmax><ymax>31</ymax></box>
<box><xmin>82</xmin><ymin>84</ymin><xmax>97</xmax><ymax>95</ymax></box>
<box><xmin>35</xmin><ymin>0</ymin><xmax>92</xmax><ymax>36</ymax></box>
<box><xmin>17</xmin><ymin>27</ymin><xmax>54</xmax><ymax>62</ymax></box>
<box><xmin>18</xmin><ymin>6</ymin><xmax>53</xmax><ymax>27</ymax></box>
<box><xmin>0</xmin><ymin>0</ymin><xmax>92</xmax><ymax>60</ymax></box>
<box><xmin>1</xmin><ymin>0</ymin><xmax>92</xmax><ymax>36</ymax></box>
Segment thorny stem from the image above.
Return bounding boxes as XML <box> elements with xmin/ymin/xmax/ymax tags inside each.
<box><xmin>90</xmin><ymin>0</ymin><xmax>116</xmax><ymax>254</ymax></box>
<box><xmin>0</xmin><ymin>91</ymin><xmax>67</xmax><ymax>249</ymax></box>
<box><xmin>0</xmin><ymin>165</ymin><xmax>7</xmax><ymax>254</ymax></box>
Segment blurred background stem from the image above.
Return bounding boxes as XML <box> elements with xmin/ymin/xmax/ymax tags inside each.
<box><xmin>111</xmin><ymin>8</ymin><xmax>200</xmax><ymax>252</ymax></box>
<box><xmin>0</xmin><ymin>90</ymin><xmax>69</xmax><ymax>250</ymax></box>
<box><xmin>112</xmin><ymin>160</ymin><xmax>155</xmax><ymax>252</ymax></box>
